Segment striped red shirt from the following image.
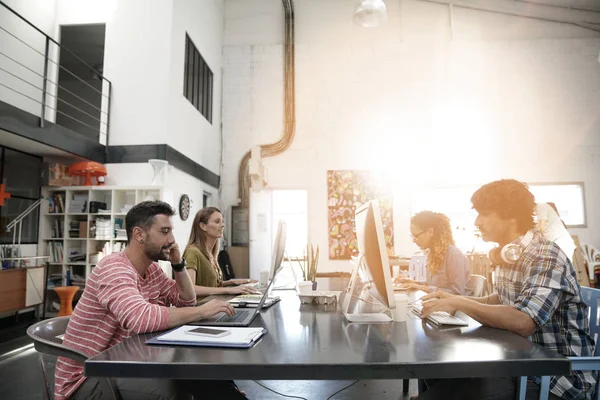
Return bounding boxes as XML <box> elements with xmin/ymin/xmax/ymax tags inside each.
<box><xmin>54</xmin><ymin>252</ymin><xmax>196</xmax><ymax>399</ymax></box>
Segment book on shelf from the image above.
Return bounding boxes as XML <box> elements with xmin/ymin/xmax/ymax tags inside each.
<box><xmin>68</xmin><ymin>251</ymin><xmax>86</xmax><ymax>262</ymax></box>
<box><xmin>48</xmin><ymin>194</ymin><xmax>65</xmax><ymax>213</ymax></box>
<box><xmin>49</xmin><ymin>242</ymin><xmax>63</xmax><ymax>263</ymax></box>
<box><xmin>52</xmin><ymin>219</ymin><xmax>63</xmax><ymax>238</ymax></box>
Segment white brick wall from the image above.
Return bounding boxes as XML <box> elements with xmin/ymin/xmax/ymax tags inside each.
<box><xmin>222</xmin><ymin>0</ymin><xmax>600</xmax><ymax>272</ymax></box>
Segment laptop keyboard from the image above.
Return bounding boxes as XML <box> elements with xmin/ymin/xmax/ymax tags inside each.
<box><xmin>217</xmin><ymin>309</ymin><xmax>253</xmax><ymax>323</ymax></box>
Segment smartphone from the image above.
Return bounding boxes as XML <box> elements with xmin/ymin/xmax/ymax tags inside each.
<box><xmin>185</xmin><ymin>327</ymin><xmax>231</xmax><ymax>338</ymax></box>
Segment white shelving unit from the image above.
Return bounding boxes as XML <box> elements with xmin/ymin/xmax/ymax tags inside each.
<box><xmin>38</xmin><ymin>186</ymin><xmax>166</xmax><ymax>287</ymax></box>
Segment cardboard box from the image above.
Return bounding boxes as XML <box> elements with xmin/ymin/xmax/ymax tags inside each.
<box><xmin>41</xmin><ymin>162</ymin><xmax>82</xmax><ymax>186</ymax></box>
<box><xmin>79</xmin><ymin>222</ymin><xmax>88</xmax><ymax>238</ymax></box>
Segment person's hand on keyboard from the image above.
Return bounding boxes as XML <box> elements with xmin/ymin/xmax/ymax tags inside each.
<box><xmin>393</xmin><ymin>276</ymin><xmax>414</xmax><ymax>285</ymax></box>
<box><xmin>223</xmin><ymin>285</ymin><xmax>259</xmax><ymax>295</ymax></box>
<box><xmin>420</xmin><ymin>297</ymin><xmax>459</xmax><ymax>319</ymax></box>
<box><xmin>421</xmin><ymin>291</ymin><xmax>456</xmax><ymax>301</ymax></box>
<box><xmin>197</xmin><ymin>299</ymin><xmax>236</xmax><ymax>318</ymax></box>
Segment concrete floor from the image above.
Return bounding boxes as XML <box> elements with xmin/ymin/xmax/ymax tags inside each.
<box><xmin>0</xmin><ymin>335</ymin><xmax>418</xmax><ymax>399</ymax></box>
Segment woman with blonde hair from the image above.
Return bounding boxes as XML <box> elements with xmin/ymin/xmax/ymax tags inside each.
<box><xmin>183</xmin><ymin>207</ymin><xmax>256</xmax><ymax>299</ymax></box>
<box><xmin>396</xmin><ymin>211</ymin><xmax>471</xmax><ymax>295</ymax></box>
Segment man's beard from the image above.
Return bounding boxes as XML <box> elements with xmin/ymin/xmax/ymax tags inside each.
<box><xmin>144</xmin><ymin>242</ymin><xmax>170</xmax><ymax>262</ymax></box>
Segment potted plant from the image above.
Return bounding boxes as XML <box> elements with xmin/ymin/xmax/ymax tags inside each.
<box><xmin>297</xmin><ymin>244</ymin><xmax>319</xmax><ymax>291</ymax></box>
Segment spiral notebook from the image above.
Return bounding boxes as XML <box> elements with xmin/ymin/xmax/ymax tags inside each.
<box><xmin>146</xmin><ymin>325</ymin><xmax>267</xmax><ymax>348</ymax></box>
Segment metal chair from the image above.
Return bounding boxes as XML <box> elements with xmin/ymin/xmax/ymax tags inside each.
<box><xmin>582</xmin><ymin>244</ymin><xmax>600</xmax><ymax>283</ymax></box>
<box><xmin>470</xmin><ymin>274</ymin><xmax>488</xmax><ymax>297</ymax></box>
<box><xmin>537</xmin><ymin>286</ymin><xmax>600</xmax><ymax>400</ymax></box>
<box><xmin>26</xmin><ymin>316</ymin><xmax>120</xmax><ymax>400</ymax></box>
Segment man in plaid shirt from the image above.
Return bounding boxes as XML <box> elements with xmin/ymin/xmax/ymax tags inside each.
<box><xmin>417</xmin><ymin>179</ymin><xmax>596</xmax><ymax>400</ymax></box>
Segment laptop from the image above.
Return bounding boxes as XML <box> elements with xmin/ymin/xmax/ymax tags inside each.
<box><xmin>228</xmin><ymin>293</ymin><xmax>281</xmax><ymax>309</ymax></box>
<box><xmin>190</xmin><ymin>277</ymin><xmax>276</xmax><ymax>327</ymax></box>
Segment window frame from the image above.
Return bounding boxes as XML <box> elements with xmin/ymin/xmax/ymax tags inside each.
<box><xmin>528</xmin><ymin>181</ymin><xmax>587</xmax><ymax>228</ymax></box>
<box><xmin>183</xmin><ymin>33</ymin><xmax>213</xmax><ymax>123</ymax></box>
<box><xmin>0</xmin><ymin>145</ymin><xmax>42</xmax><ymax>245</ymax></box>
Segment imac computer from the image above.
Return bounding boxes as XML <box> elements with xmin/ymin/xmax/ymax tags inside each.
<box><xmin>268</xmin><ymin>220</ymin><xmax>287</xmax><ymax>282</ymax></box>
<box><xmin>342</xmin><ymin>200</ymin><xmax>395</xmax><ymax>323</ymax></box>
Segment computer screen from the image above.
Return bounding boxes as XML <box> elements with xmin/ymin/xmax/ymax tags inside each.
<box><xmin>268</xmin><ymin>220</ymin><xmax>287</xmax><ymax>281</ymax></box>
<box><xmin>354</xmin><ymin>200</ymin><xmax>395</xmax><ymax>310</ymax></box>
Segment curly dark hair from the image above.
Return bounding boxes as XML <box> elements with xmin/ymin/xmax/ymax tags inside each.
<box><xmin>471</xmin><ymin>179</ymin><xmax>535</xmax><ymax>233</ymax></box>
<box><xmin>411</xmin><ymin>211</ymin><xmax>454</xmax><ymax>275</ymax></box>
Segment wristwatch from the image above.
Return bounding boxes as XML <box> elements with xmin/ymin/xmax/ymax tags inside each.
<box><xmin>172</xmin><ymin>258</ymin><xmax>186</xmax><ymax>272</ymax></box>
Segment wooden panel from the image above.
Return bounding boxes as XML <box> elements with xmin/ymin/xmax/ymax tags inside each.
<box><xmin>572</xmin><ymin>235</ymin><xmax>591</xmax><ymax>287</ymax></box>
<box><xmin>228</xmin><ymin>246</ymin><xmax>249</xmax><ymax>279</ymax></box>
<box><xmin>0</xmin><ymin>269</ymin><xmax>26</xmax><ymax>312</ymax></box>
<box><xmin>26</xmin><ymin>266</ymin><xmax>45</xmax><ymax>306</ymax></box>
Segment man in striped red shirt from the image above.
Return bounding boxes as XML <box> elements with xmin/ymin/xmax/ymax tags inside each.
<box><xmin>55</xmin><ymin>201</ymin><xmax>247</xmax><ymax>399</ymax></box>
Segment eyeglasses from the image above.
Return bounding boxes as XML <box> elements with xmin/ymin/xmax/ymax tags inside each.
<box><xmin>411</xmin><ymin>231</ymin><xmax>426</xmax><ymax>240</ymax></box>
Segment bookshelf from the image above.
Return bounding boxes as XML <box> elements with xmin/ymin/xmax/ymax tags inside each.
<box><xmin>39</xmin><ymin>186</ymin><xmax>166</xmax><ymax>288</ymax></box>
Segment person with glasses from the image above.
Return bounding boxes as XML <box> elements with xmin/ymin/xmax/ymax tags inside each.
<box><xmin>395</xmin><ymin>210</ymin><xmax>472</xmax><ymax>295</ymax></box>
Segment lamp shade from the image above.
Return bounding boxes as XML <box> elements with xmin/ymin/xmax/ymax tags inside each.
<box><xmin>354</xmin><ymin>0</ymin><xmax>387</xmax><ymax>28</ymax></box>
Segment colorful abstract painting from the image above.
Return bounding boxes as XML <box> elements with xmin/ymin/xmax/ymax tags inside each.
<box><xmin>327</xmin><ymin>170</ymin><xmax>394</xmax><ymax>260</ymax></box>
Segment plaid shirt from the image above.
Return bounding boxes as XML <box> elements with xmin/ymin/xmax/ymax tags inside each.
<box><xmin>496</xmin><ymin>230</ymin><xmax>596</xmax><ymax>400</ymax></box>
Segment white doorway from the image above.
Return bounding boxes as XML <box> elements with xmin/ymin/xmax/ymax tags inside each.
<box><xmin>248</xmin><ymin>189</ymin><xmax>308</xmax><ymax>287</ymax></box>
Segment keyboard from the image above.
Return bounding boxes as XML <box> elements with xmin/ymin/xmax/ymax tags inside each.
<box><xmin>411</xmin><ymin>303</ymin><xmax>468</xmax><ymax>326</ymax></box>
<box><xmin>217</xmin><ymin>309</ymin><xmax>253</xmax><ymax>323</ymax></box>
<box><xmin>393</xmin><ymin>283</ymin><xmax>409</xmax><ymax>291</ymax></box>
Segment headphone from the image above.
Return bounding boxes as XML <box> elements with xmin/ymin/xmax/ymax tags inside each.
<box><xmin>488</xmin><ymin>230</ymin><xmax>534</xmax><ymax>265</ymax></box>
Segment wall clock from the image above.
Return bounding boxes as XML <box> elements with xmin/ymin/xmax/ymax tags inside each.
<box><xmin>179</xmin><ymin>194</ymin><xmax>190</xmax><ymax>221</ymax></box>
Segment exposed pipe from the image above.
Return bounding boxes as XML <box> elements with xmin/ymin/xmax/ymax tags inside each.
<box><xmin>449</xmin><ymin>3</ymin><xmax>455</xmax><ymax>40</ymax></box>
<box><xmin>514</xmin><ymin>0</ymin><xmax>600</xmax><ymax>14</ymax></box>
<box><xmin>237</xmin><ymin>0</ymin><xmax>296</xmax><ymax>207</ymax></box>
<box><xmin>418</xmin><ymin>0</ymin><xmax>600</xmax><ymax>33</ymax></box>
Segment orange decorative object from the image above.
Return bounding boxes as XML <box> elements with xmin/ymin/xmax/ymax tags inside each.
<box><xmin>68</xmin><ymin>161</ymin><xmax>107</xmax><ymax>186</ymax></box>
<box><xmin>0</xmin><ymin>184</ymin><xmax>11</xmax><ymax>206</ymax></box>
<box><xmin>53</xmin><ymin>286</ymin><xmax>80</xmax><ymax>316</ymax></box>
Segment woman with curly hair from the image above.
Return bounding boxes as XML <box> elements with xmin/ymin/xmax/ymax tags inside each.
<box><xmin>397</xmin><ymin>211</ymin><xmax>471</xmax><ymax>295</ymax></box>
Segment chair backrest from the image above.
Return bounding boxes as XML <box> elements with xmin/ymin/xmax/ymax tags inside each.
<box><xmin>580</xmin><ymin>286</ymin><xmax>600</xmax><ymax>357</ymax></box>
<box><xmin>27</xmin><ymin>317</ymin><xmax>120</xmax><ymax>400</ymax></box>
<box><xmin>470</xmin><ymin>274</ymin><xmax>487</xmax><ymax>297</ymax></box>
<box><xmin>409</xmin><ymin>255</ymin><xmax>427</xmax><ymax>282</ymax></box>
<box><xmin>218</xmin><ymin>249</ymin><xmax>236</xmax><ymax>281</ymax></box>
<box><xmin>583</xmin><ymin>245</ymin><xmax>600</xmax><ymax>266</ymax></box>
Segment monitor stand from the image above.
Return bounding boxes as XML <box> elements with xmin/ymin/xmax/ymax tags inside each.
<box><xmin>341</xmin><ymin>254</ymin><xmax>392</xmax><ymax>323</ymax></box>
<box><xmin>344</xmin><ymin>312</ymin><xmax>392</xmax><ymax>323</ymax></box>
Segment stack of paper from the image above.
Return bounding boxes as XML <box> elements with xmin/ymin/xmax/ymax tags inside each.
<box><xmin>147</xmin><ymin>325</ymin><xmax>267</xmax><ymax>348</ymax></box>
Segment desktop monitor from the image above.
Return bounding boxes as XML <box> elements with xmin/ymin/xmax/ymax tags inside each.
<box><xmin>268</xmin><ymin>220</ymin><xmax>287</xmax><ymax>281</ymax></box>
<box><xmin>342</xmin><ymin>200</ymin><xmax>395</xmax><ymax>323</ymax></box>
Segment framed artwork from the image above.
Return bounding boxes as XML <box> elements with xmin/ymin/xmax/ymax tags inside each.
<box><xmin>327</xmin><ymin>170</ymin><xmax>394</xmax><ymax>260</ymax></box>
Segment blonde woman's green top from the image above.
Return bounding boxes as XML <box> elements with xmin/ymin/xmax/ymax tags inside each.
<box><xmin>183</xmin><ymin>246</ymin><xmax>223</xmax><ymax>299</ymax></box>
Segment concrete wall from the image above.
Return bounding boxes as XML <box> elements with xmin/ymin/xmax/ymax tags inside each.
<box><xmin>221</xmin><ymin>0</ymin><xmax>600</xmax><ymax>273</ymax></box>
<box><xmin>166</xmin><ymin>0</ymin><xmax>224</xmax><ymax>173</ymax></box>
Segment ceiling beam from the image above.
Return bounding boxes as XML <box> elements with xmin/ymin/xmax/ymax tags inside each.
<box><xmin>416</xmin><ymin>0</ymin><xmax>600</xmax><ymax>32</ymax></box>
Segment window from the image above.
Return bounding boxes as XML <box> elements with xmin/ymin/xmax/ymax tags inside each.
<box><xmin>409</xmin><ymin>181</ymin><xmax>588</xmax><ymax>254</ymax></box>
<box><xmin>183</xmin><ymin>34</ymin><xmax>213</xmax><ymax>123</ymax></box>
<box><xmin>529</xmin><ymin>182</ymin><xmax>586</xmax><ymax>228</ymax></box>
<box><xmin>272</xmin><ymin>190</ymin><xmax>308</xmax><ymax>258</ymax></box>
<box><xmin>0</xmin><ymin>147</ymin><xmax>42</xmax><ymax>244</ymax></box>
<box><xmin>203</xmin><ymin>192</ymin><xmax>211</xmax><ymax>208</ymax></box>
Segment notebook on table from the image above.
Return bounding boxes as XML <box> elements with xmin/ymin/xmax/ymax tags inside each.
<box><xmin>146</xmin><ymin>325</ymin><xmax>267</xmax><ymax>348</ymax></box>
